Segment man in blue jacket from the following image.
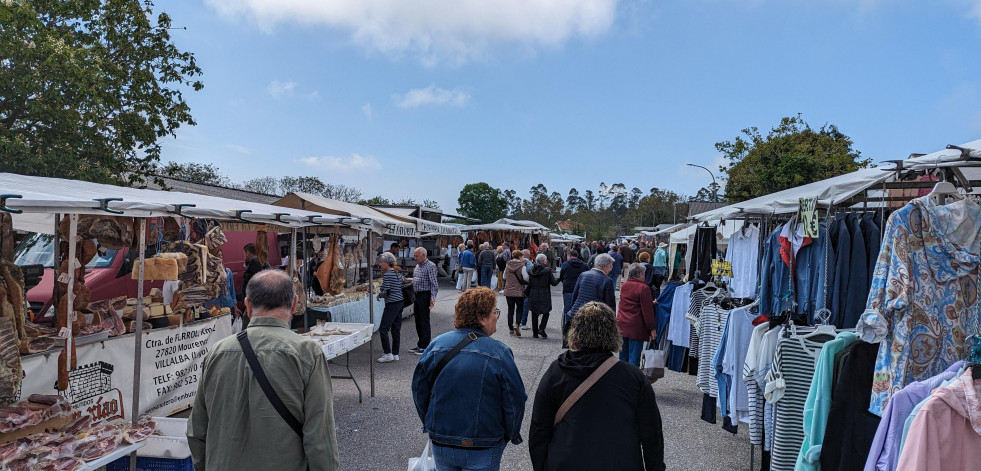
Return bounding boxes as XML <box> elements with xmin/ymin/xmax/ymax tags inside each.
<box><xmin>458</xmin><ymin>241</ymin><xmax>477</xmax><ymax>291</ymax></box>
<box><xmin>564</xmin><ymin>253</ymin><xmax>616</xmax><ymax>348</ymax></box>
<box><xmin>558</xmin><ymin>250</ymin><xmax>589</xmax><ymax>318</ymax></box>
<box><xmin>608</xmin><ymin>245</ymin><xmax>624</xmax><ymax>290</ymax></box>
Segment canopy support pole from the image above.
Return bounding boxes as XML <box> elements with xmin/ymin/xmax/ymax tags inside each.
<box><xmin>368</xmin><ymin>230</ymin><xmax>375</xmax><ymax>398</ymax></box>
<box><xmin>130</xmin><ymin>218</ymin><xmax>147</xmax><ymax>469</ymax></box>
<box><xmin>302</xmin><ymin>227</ymin><xmax>308</xmax><ymax>332</ymax></box>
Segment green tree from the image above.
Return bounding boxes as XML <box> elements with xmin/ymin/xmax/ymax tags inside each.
<box><xmin>0</xmin><ymin>0</ymin><xmax>203</xmax><ymax>184</ymax></box>
<box><xmin>279</xmin><ymin>176</ymin><xmax>326</xmax><ymax>195</ymax></box>
<box><xmin>160</xmin><ymin>161</ymin><xmax>230</xmax><ymax>186</ymax></box>
<box><xmin>717</xmin><ymin>115</ymin><xmax>870</xmax><ymax>203</ymax></box>
<box><xmin>422</xmin><ymin>199</ymin><xmax>440</xmax><ymax>210</ymax></box>
<box><xmin>457</xmin><ymin>183</ymin><xmax>508</xmax><ymax>223</ymax></box>
<box><xmin>361</xmin><ymin>196</ymin><xmax>391</xmax><ymax>205</ymax></box>
<box><xmin>242</xmin><ymin>176</ymin><xmax>280</xmax><ymax>195</ymax></box>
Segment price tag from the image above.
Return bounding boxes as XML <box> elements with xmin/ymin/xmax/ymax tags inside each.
<box><xmin>57</xmin><ymin>273</ymin><xmax>72</xmax><ymax>284</ymax></box>
<box><xmin>799</xmin><ymin>197</ymin><xmax>819</xmax><ymax>238</ymax></box>
<box><xmin>58</xmin><ymin>327</ymin><xmax>70</xmax><ymax>338</ymax></box>
<box><xmin>711</xmin><ymin>259</ymin><xmax>733</xmax><ymax>277</ymax></box>
<box><xmin>71</xmin><ymin>258</ymin><xmax>81</xmax><ymax>270</ymax></box>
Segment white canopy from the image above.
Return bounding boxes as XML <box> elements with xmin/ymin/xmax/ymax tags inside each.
<box><xmin>0</xmin><ymin>173</ymin><xmax>348</xmax><ymax>234</ymax></box>
<box><xmin>273</xmin><ymin>193</ymin><xmax>421</xmax><ymax>237</ymax></box>
<box><xmin>670</xmin><ymin>220</ymin><xmax>746</xmax><ymax>245</ymax></box>
<box><xmin>691</xmin><ymin>139</ymin><xmax>981</xmax><ymax>222</ymax></box>
<box><xmin>463</xmin><ymin>218</ymin><xmax>550</xmax><ymax>234</ymax></box>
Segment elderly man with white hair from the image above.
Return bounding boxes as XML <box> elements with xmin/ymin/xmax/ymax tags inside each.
<box><xmin>408</xmin><ymin>247</ymin><xmax>439</xmax><ymax>355</ymax></box>
<box><xmin>564</xmin><ymin>253</ymin><xmax>617</xmax><ymax>348</ymax></box>
<box><xmin>526</xmin><ymin>253</ymin><xmax>560</xmax><ymax>338</ymax></box>
<box><xmin>477</xmin><ymin>242</ymin><xmax>497</xmax><ymax>289</ymax></box>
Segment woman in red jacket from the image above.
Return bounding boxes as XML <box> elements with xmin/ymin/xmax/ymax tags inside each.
<box><xmin>616</xmin><ymin>264</ymin><xmax>656</xmax><ymax>367</ymax></box>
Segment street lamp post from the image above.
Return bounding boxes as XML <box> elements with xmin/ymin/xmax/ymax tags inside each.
<box><xmin>687</xmin><ymin>163</ymin><xmax>718</xmax><ymax>203</ymax></box>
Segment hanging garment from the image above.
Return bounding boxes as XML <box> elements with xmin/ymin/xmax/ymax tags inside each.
<box><xmin>859</xmin><ymin>212</ymin><xmax>881</xmax><ymax>289</ymax></box>
<box><xmin>688</xmin><ymin>225</ymin><xmax>717</xmax><ymax>284</ymax></box>
<box><xmin>759</xmin><ymin>225</ymin><xmax>792</xmax><ymax>317</ymax></box>
<box><xmin>696</xmin><ymin>298</ymin><xmax>729</xmax><ymax>398</ymax></box>
<box><xmin>722</xmin><ymin>307</ymin><xmax>758</xmax><ymax>423</ymax></box>
<box><xmin>667</xmin><ymin>283</ymin><xmax>693</xmax><ymax>349</ymax></box>
<box><xmin>821</xmin><ymin>341</ymin><xmax>881</xmax><ymax>471</ymax></box>
<box><xmin>796</xmin><ymin>331</ymin><xmax>858</xmax><ymax>471</ymax></box>
<box><xmin>830</xmin><ymin>214</ymin><xmax>852</xmax><ymax>328</ymax></box>
<box><xmin>896</xmin><ymin>366</ymin><xmax>965</xmax><ymax>461</ymax></box>
<box><xmin>842</xmin><ymin>215</ymin><xmax>869</xmax><ymax>328</ymax></box>
<box><xmin>768</xmin><ymin>334</ymin><xmax>833</xmax><ymax>471</ymax></box>
<box><xmin>743</xmin><ymin>323</ymin><xmax>771</xmax><ymax>446</ymax></box>
<box><xmin>725</xmin><ymin>225</ymin><xmax>761</xmax><ymax>299</ymax></box>
<box><xmin>713</xmin><ymin>315</ymin><xmax>733</xmax><ymax>422</ymax></box>
<box><xmin>897</xmin><ymin>368</ymin><xmax>981</xmax><ymax>471</ymax></box>
<box><xmin>859</xmin><ymin>196</ymin><xmax>981</xmax><ymax>416</ymax></box>
<box><xmin>759</xmin><ymin>325</ymin><xmax>784</xmax><ymax>452</ymax></box>
<box><xmin>794</xmin><ymin>220</ymin><xmax>832</xmax><ymax>322</ymax></box>
<box><xmin>863</xmin><ymin>361</ymin><xmax>965</xmax><ymax>471</ymax></box>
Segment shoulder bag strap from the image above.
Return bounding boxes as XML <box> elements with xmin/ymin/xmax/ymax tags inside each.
<box><xmin>553</xmin><ymin>356</ymin><xmax>619</xmax><ymax>426</ymax></box>
<box><xmin>237</xmin><ymin>331</ymin><xmax>303</xmax><ymax>436</ymax></box>
<box><xmin>429</xmin><ymin>331</ymin><xmax>480</xmax><ymax>384</ymax></box>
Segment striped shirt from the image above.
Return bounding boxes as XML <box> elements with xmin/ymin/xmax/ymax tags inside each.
<box><xmin>695</xmin><ymin>302</ymin><xmax>728</xmax><ymax>398</ymax></box>
<box><xmin>380</xmin><ymin>270</ymin><xmax>404</xmax><ymax>303</ymax></box>
<box><xmin>769</xmin><ymin>335</ymin><xmax>832</xmax><ymax>471</ymax></box>
<box><xmin>687</xmin><ymin>289</ymin><xmax>708</xmax><ymax>358</ymax></box>
<box><xmin>412</xmin><ymin>259</ymin><xmax>439</xmax><ymax>299</ymax></box>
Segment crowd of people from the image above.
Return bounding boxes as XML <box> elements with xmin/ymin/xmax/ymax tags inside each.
<box><xmin>191</xmin><ymin>237</ymin><xmax>671</xmax><ymax>471</ymax></box>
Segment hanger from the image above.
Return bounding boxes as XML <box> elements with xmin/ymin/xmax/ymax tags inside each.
<box><xmin>929</xmin><ymin>181</ymin><xmax>961</xmax><ymax>205</ymax></box>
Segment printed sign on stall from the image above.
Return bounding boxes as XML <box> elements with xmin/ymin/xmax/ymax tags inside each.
<box><xmin>799</xmin><ymin>196</ymin><xmax>819</xmax><ymax>238</ymax></box>
<box><xmin>20</xmin><ymin>315</ymin><xmax>233</xmax><ymax>423</ymax></box>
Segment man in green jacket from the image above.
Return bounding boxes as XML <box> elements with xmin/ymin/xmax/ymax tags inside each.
<box><xmin>187</xmin><ymin>269</ymin><xmax>339</xmax><ymax>470</ymax></box>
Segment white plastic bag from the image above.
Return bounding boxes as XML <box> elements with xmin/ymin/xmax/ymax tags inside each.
<box><xmin>407</xmin><ymin>441</ymin><xmax>436</xmax><ymax>471</ymax></box>
<box><xmin>231</xmin><ymin>315</ymin><xmax>243</xmax><ymax>334</ymax></box>
<box><xmin>641</xmin><ymin>335</ymin><xmax>668</xmax><ymax>383</ymax></box>
<box><xmin>490</xmin><ymin>274</ymin><xmax>498</xmax><ymax>288</ymax></box>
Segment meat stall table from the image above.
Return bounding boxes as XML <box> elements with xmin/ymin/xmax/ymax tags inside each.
<box><xmin>304</xmin><ymin>322</ymin><xmax>374</xmax><ymax>403</ymax></box>
<box><xmin>79</xmin><ymin>441</ymin><xmax>146</xmax><ymax>471</ymax></box>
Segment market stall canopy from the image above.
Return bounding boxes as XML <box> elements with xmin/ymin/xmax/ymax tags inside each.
<box><xmin>370</xmin><ymin>208</ymin><xmax>461</xmax><ymax>237</ymax></box>
<box><xmin>639</xmin><ymin>223</ymin><xmax>690</xmax><ymax>237</ymax></box>
<box><xmin>670</xmin><ymin>220</ymin><xmax>746</xmax><ymax>245</ymax></box>
<box><xmin>463</xmin><ymin>218</ymin><xmax>550</xmax><ymax>234</ymax></box>
<box><xmin>273</xmin><ymin>193</ymin><xmax>419</xmax><ymax>237</ymax></box>
<box><xmin>690</xmin><ymin>139</ymin><xmax>981</xmax><ymax>222</ymax></box>
<box><xmin>0</xmin><ymin>173</ymin><xmax>349</xmax><ymax>233</ymax></box>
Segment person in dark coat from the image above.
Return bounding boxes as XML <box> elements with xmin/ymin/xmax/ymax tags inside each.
<box><xmin>527</xmin><ymin>254</ymin><xmax>560</xmax><ymax>338</ymax></box>
<box><xmin>529</xmin><ymin>301</ymin><xmax>665</xmax><ymax>471</ymax></box>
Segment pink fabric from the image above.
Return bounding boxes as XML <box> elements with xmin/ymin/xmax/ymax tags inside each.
<box><xmin>897</xmin><ymin>369</ymin><xmax>981</xmax><ymax>470</ymax></box>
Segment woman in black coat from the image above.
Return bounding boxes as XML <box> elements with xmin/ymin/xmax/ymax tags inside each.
<box><xmin>529</xmin><ymin>301</ymin><xmax>665</xmax><ymax>471</ymax></box>
<box><xmin>527</xmin><ymin>254</ymin><xmax>560</xmax><ymax>338</ymax></box>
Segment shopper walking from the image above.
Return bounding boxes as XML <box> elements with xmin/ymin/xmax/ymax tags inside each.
<box><xmin>608</xmin><ymin>245</ymin><xmax>624</xmax><ymax>290</ymax></box>
<box><xmin>495</xmin><ymin>246</ymin><xmax>508</xmax><ymax>292</ymax></box>
<box><xmin>459</xmin><ymin>242</ymin><xmax>477</xmax><ymax>291</ymax></box>
<box><xmin>188</xmin><ymin>270</ymin><xmax>340</xmax><ymax>471</ymax></box>
<box><xmin>503</xmin><ymin>250</ymin><xmax>529</xmax><ymax>337</ymax></box>
<box><xmin>377</xmin><ymin>252</ymin><xmax>404</xmax><ymax>363</ymax></box>
<box><xmin>520</xmin><ymin>249</ymin><xmax>534</xmax><ymax>330</ymax></box>
<box><xmin>620</xmin><ymin>242</ymin><xmax>636</xmax><ymax>283</ymax></box>
<box><xmin>527</xmin><ymin>254</ymin><xmax>560</xmax><ymax>338</ymax></box>
<box><xmin>409</xmin><ymin>247</ymin><xmax>438</xmax><ymax>355</ymax></box>
<box><xmin>478</xmin><ymin>242</ymin><xmax>496</xmax><ymax>289</ymax></box>
<box><xmin>636</xmin><ymin>252</ymin><xmax>659</xmax><ymax>299</ymax></box>
<box><xmin>412</xmin><ymin>287</ymin><xmax>527</xmax><ymax>471</ymax></box>
<box><xmin>637</xmin><ymin>242</ymin><xmax>653</xmax><ymax>266</ymax></box>
<box><xmin>529</xmin><ymin>301</ymin><xmax>665</xmax><ymax>471</ymax></box>
<box><xmin>564</xmin><ymin>254</ymin><xmax>616</xmax><ymax>348</ymax></box>
<box><xmin>617</xmin><ymin>264</ymin><xmax>657</xmax><ymax>367</ymax></box>
<box><xmin>558</xmin><ymin>250</ymin><xmax>589</xmax><ymax>318</ymax></box>
<box><xmin>652</xmin><ymin>242</ymin><xmax>668</xmax><ymax>291</ymax></box>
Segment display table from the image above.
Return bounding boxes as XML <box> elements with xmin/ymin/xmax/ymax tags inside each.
<box><xmin>80</xmin><ymin>442</ymin><xmax>146</xmax><ymax>471</ymax></box>
<box><xmin>306</xmin><ymin>296</ymin><xmax>388</xmax><ymax>331</ymax></box>
<box><xmin>305</xmin><ymin>322</ymin><xmax>373</xmax><ymax>403</ymax></box>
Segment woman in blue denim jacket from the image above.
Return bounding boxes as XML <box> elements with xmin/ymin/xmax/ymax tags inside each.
<box><xmin>411</xmin><ymin>287</ymin><xmax>528</xmax><ymax>471</ymax></box>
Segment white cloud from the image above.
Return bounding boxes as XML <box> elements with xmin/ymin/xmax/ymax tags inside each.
<box><xmin>205</xmin><ymin>0</ymin><xmax>619</xmax><ymax>64</ymax></box>
<box><xmin>267</xmin><ymin>79</ymin><xmax>297</xmax><ymax>97</ymax></box>
<box><xmin>298</xmin><ymin>154</ymin><xmax>382</xmax><ymax>171</ymax></box>
<box><xmin>226</xmin><ymin>144</ymin><xmax>252</xmax><ymax>155</ymax></box>
<box><xmin>362</xmin><ymin>103</ymin><xmax>373</xmax><ymax>119</ymax></box>
<box><xmin>394</xmin><ymin>84</ymin><xmax>470</xmax><ymax>108</ymax></box>
<box><xmin>306</xmin><ymin>90</ymin><xmax>321</xmax><ymax>101</ymax></box>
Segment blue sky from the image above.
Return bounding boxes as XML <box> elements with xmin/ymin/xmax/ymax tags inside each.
<box><xmin>159</xmin><ymin>0</ymin><xmax>981</xmax><ymax>212</ymax></box>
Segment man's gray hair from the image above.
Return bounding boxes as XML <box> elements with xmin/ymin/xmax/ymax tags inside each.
<box><xmin>535</xmin><ymin>253</ymin><xmax>547</xmax><ymax>264</ymax></box>
<box><xmin>629</xmin><ymin>263</ymin><xmax>647</xmax><ymax>280</ymax></box>
<box><xmin>595</xmin><ymin>253</ymin><xmax>614</xmax><ymax>268</ymax></box>
<box><xmin>380</xmin><ymin>252</ymin><xmax>397</xmax><ymax>266</ymax></box>
<box><xmin>246</xmin><ymin>269</ymin><xmax>295</xmax><ymax>311</ymax></box>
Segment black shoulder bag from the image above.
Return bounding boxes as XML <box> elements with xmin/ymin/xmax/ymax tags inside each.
<box><xmin>237</xmin><ymin>331</ymin><xmax>303</xmax><ymax>436</ymax></box>
<box><xmin>428</xmin><ymin>331</ymin><xmax>480</xmax><ymax>384</ymax></box>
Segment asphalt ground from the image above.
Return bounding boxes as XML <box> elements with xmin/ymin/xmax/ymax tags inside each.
<box><xmin>328</xmin><ymin>279</ymin><xmax>764</xmax><ymax>471</ymax></box>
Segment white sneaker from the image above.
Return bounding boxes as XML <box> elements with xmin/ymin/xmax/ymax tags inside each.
<box><xmin>377</xmin><ymin>353</ymin><xmax>395</xmax><ymax>363</ymax></box>
<box><xmin>394</xmin><ymin>355</ymin><xmax>400</xmax><ymax>361</ymax></box>
<box><xmin>521</xmin><ymin>325</ymin><xmax>530</xmax><ymax>330</ymax></box>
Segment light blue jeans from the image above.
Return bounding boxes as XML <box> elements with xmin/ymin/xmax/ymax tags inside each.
<box><xmin>433</xmin><ymin>442</ymin><xmax>506</xmax><ymax>471</ymax></box>
<box><xmin>619</xmin><ymin>338</ymin><xmax>645</xmax><ymax>367</ymax></box>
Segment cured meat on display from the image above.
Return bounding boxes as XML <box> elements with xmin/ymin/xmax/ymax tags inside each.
<box><xmin>20</xmin><ymin>336</ymin><xmax>59</xmax><ymax>355</ymax></box>
<box><xmin>0</xmin><ymin>317</ymin><xmax>22</xmax><ymax>404</ymax></box>
<box><xmin>36</xmin><ymin>457</ymin><xmax>84</xmax><ymax>471</ymax></box>
<box><xmin>76</xmin><ymin>433</ymin><xmax>121</xmax><ymax>461</ymax></box>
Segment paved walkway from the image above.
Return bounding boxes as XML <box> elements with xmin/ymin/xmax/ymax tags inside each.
<box><xmin>330</xmin><ymin>280</ymin><xmax>762</xmax><ymax>470</ymax></box>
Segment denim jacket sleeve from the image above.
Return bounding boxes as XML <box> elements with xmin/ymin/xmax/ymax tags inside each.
<box><xmin>411</xmin><ymin>357</ymin><xmax>434</xmax><ymax>430</ymax></box>
<box><xmin>497</xmin><ymin>347</ymin><xmax>528</xmax><ymax>444</ymax></box>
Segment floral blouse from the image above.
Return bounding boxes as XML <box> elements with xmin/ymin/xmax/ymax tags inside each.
<box><xmin>858</xmin><ymin>196</ymin><xmax>981</xmax><ymax>416</ymax></box>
